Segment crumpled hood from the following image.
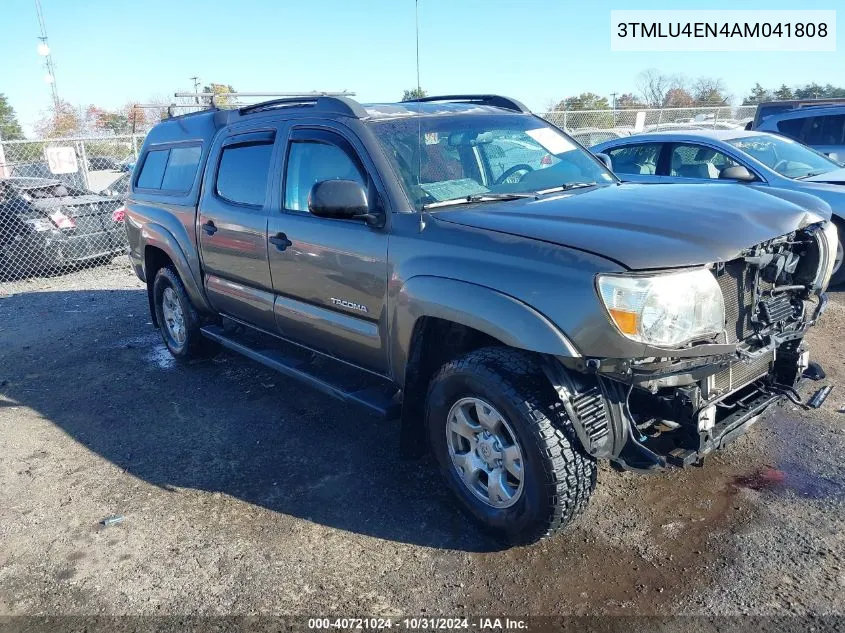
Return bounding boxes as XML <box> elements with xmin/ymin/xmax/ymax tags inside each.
<box><xmin>433</xmin><ymin>183</ymin><xmax>829</xmax><ymax>270</ymax></box>
<box><xmin>803</xmin><ymin>167</ymin><xmax>845</xmax><ymax>185</ymax></box>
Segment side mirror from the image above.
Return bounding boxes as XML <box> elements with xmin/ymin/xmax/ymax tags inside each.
<box><xmin>308</xmin><ymin>179</ymin><xmax>381</xmax><ymax>226</ymax></box>
<box><xmin>826</xmin><ymin>152</ymin><xmax>839</xmax><ymax>161</ymax></box>
<box><xmin>594</xmin><ymin>152</ymin><xmax>613</xmax><ymax>171</ymax></box>
<box><xmin>719</xmin><ymin>165</ymin><xmax>756</xmax><ymax>182</ymax></box>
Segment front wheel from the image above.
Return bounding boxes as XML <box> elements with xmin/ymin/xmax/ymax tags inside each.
<box><xmin>426</xmin><ymin>347</ymin><xmax>596</xmax><ymax>545</ymax></box>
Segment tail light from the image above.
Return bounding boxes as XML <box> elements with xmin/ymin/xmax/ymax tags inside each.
<box><xmin>48</xmin><ymin>210</ymin><xmax>76</xmax><ymax>230</ymax></box>
<box><xmin>112</xmin><ymin>206</ymin><xmax>126</xmax><ymax>223</ymax></box>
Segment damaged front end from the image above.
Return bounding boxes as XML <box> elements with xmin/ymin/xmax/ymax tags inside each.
<box><xmin>549</xmin><ymin>221</ymin><xmax>836</xmax><ymax>472</ymax></box>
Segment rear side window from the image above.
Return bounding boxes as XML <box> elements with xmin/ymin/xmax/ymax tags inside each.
<box><xmin>136</xmin><ymin>150</ymin><xmax>169</xmax><ymax>189</ymax></box>
<box><xmin>136</xmin><ymin>145</ymin><xmax>202</xmax><ymax>192</ymax></box>
<box><xmin>776</xmin><ymin>117</ymin><xmax>806</xmax><ymax>141</ymax></box>
<box><xmin>216</xmin><ymin>142</ymin><xmax>274</xmax><ymax>207</ymax></box>
<box><xmin>606</xmin><ymin>144</ymin><xmax>661</xmax><ymax>175</ymax></box>
<box><xmin>161</xmin><ymin>146</ymin><xmax>202</xmax><ymax>191</ymax></box>
<box><xmin>804</xmin><ymin>115</ymin><xmax>845</xmax><ymax>146</ymax></box>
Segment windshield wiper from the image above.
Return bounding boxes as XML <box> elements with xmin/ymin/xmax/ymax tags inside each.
<box><xmin>797</xmin><ymin>169</ymin><xmax>834</xmax><ymax>180</ymax></box>
<box><xmin>535</xmin><ymin>182</ymin><xmax>599</xmax><ymax>195</ymax></box>
<box><xmin>423</xmin><ymin>192</ymin><xmax>537</xmax><ymax>210</ymax></box>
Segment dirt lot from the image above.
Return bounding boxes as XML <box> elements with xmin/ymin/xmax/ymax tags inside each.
<box><xmin>1</xmin><ymin>259</ymin><xmax>845</xmax><ymax>619</ymax></box>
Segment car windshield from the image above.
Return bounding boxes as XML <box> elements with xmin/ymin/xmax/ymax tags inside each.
<box><xmin>726</xmin><ymin>134</ymin><xmax>840</xmax><ymax>179</ymax></box>
<box><xmin>370</xmin><ymin>114</ymin><xmax>616</xmax><ymax>209</ymax></box>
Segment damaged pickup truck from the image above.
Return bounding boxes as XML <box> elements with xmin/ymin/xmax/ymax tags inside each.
<box><xmin>124</xmin><ymin>94</ymin><xmax>836</xmax><ymax>544</ymax></box>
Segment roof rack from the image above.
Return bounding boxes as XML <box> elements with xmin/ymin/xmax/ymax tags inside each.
<box><xmin>403</xmin><ymin>94</ymin><xmax>531</xmax><ymax>113</ymax></box>
<box><xmin>173</xmin><ymin>91</ymin><xmax>355</xmax><ymax>108</ymax></box>
<box><xmin>238</xmin><ymin>95</ymin><xmax>367</xmax><ymax>119</ymax></box>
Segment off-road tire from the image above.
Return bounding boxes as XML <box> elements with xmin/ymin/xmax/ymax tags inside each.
<box><xmin>426</xmin><ymin>346</ymin><xmax>597</xmax><ymax>545</ymax></box>
<box><xmin>152</xmin><ymin>265</ymin><xmax>209</xmax><ymax>360</ymax></box>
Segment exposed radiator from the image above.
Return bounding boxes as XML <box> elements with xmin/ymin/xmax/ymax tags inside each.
<box><xmin>711</xmin><ymin>350</ymin><xmax>774</xmax><ymax>395</ymax></box>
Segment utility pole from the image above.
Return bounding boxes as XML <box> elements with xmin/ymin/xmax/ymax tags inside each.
<box><xmin>35</xmin><ymin>0</ymin><xmax>60</xmax><ymax>112</ymax></box>
<box><xmin>610</xmin><ymin>92</ymin><xmax>618</xmax><ymax>125</ymax></box>
<box><xmin>190</xmin><ymin>76</ymin><xmax>201</xmax><ymax>104</ymax></box>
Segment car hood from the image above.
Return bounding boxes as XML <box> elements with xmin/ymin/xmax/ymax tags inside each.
<box><xmin>432</xmin><ymin>183</ymin><xmax>828</xmax><ymax>270</ymax></box>
<box><xmin>803</xmin><ymin>167</ymin><xmax>845</xmax><ymax>184</ymax></box>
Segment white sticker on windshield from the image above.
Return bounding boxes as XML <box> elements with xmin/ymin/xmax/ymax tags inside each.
<box><xmin>525</xmin><ymin>128</ymin><xmax>576</xmax><ymax>155</ymax></box>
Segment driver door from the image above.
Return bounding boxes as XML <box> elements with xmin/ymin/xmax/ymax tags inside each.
<box><xmin>267</xmin><ymin>124</ymin><xmax>390</xmax><ymax>373</ymax></box>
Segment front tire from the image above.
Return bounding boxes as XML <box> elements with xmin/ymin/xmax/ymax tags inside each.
<box><xmin>426</xmin><ymin>347</ymin><xmax>596</xmax><ymax>545</ymax></box>
<box><xmin>152</xmin><ymin>266</ymin><xmax>208</xmax><ymax>360</ymax></box>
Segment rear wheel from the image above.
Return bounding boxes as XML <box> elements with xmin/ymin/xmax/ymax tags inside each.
<box><xmin>426</xmin><ymin>347</ymin><xmax>596</xmax><ymax>544</ymax></box>
<box><xmin>152</xmin><ymin>266</ymin><xmax>209</xmax><ymax>360</ymax></box>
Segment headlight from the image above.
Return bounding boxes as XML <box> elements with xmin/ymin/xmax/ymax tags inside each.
<box><xmin>816</xmin><ymin>220</ymin><xmax>838</xmax><ymax>292</ymax></box>
<box><xmin>597</xmin><ymin>269</ymin><xmax>725</xmax><ymax>347</ymax></box>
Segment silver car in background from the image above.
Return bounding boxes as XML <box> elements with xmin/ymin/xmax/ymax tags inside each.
<box><xmin>592</xmin><ymin>129</ymin><xmax>845</xmax><ymax>284</ymax></box>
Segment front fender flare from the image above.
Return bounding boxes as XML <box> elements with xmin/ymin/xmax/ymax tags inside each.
<box><xmin>390</xmin><ymin>276</ymin><xmax>580</xmax><ymax>385</ymax></box>
<box><xmin>141</xmin><ymin>222</ymin><xmax>212</xmax><ymax>314</ymax></box>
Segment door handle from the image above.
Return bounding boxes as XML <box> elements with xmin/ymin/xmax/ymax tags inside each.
<box><xmin>202</xmin><ymin>220</ymin><xmax>218</xmax><ymax>236</ymax></box>
<box><xmin>269</xmin><ymin>232</ymin><xmax>293</xmax><ymax>251</ymax></box>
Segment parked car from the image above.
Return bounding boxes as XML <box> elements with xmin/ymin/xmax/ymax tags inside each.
<box><xmin>126</xmin><ymin>94</ymin><xmax>835</xmax><ymax>544</ymax></box>
<box><xmin>7</xmin><ymin>161</ymin><xmax>87</xmax><ymax>190</ymax></box>
<box><xmin>592</xmin><ymin>129</ymin><xmax>845</xmax><ymax>284</ymax></box>
<box><xmin>87</xmin><ymin>156</ymin><xmax>122</xmax><ymax>171</ymax></box>
<box><xmin>569</xmin><ymin>127</ymin><xmax>632</xmax><ymax>147</ymax></box>
<box><xmin>754</xmin><ymin>104</ymin><xmax>845</xmax><ymax>159</ymax></box>
<box><xmin>751</xmin><ymin>98</ymin><xmax>845</xmax><ymax>130</ymax></box>
<box><xmin>0</xmin><ymin>177</ymin><xmax>126</xmax><ymax>278</ymax></box>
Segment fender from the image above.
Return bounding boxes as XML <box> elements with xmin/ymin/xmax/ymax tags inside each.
<box><xmin>140</xmin><ymin>222</ymin><xmax>213</xmax><ymax>314</ymax></box>
<box><xmin>390</xmin><ymin>275</ymin><xmax>580</xmax><ymax>385</ymax></box>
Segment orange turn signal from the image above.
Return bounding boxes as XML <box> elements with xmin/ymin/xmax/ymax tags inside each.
<box><xmin>608</xmin><ymin>309</ymin><xmax>639</xmax><ymax>335</ymax></box>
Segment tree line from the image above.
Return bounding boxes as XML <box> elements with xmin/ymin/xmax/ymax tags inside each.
<box><xmin>0</xmin><ymin>83</ymin><xmax>236</xmax><ymax>140</ymax></box>
<box><xmin>549</xmin><ymin>68</ymin><xmax>845</xmax><ymax>112</ymax></box>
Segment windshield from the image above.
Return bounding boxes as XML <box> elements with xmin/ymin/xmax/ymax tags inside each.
<box><xmin>370</xmin><ymin>114</ymin><xmax>616</xmax><ymax>209</ymax></box>
<box><xmin>726</xmin><ymin>134</ymin><xmax>840</xmax><ymax>179</ymax></box>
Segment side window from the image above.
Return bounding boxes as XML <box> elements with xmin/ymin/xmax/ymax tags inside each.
<box><xmin>804</xmin><ymin>115</ymin><xmax>845</xmax><ymax>146</ymax></box>
<box><xmin>216</xmin><ymin>141</ymin><xmax>274</xmax><ymax>207</ymax></box>
<box><xmin>136</xmin><ymin>145</ymin><xmax>202</xmax><ymax>192</ymax></box>
<box><xmin>606</xmin><ymin>144</ymin><xmax>661</xmax><ymax>175</ymax></box>
<box><xmin>776</xmin><ymin>117</ymin><xmax>806</xmax><ymax>141</ymax></box>
<box><xmin>160</xmin><ymin>146</ymin><xmax>202</xmax><ymax>191</ymax></box>
<box><xmin>284</xmin><ymin>136</ymin><xmax>366</xmax><ymax>212</ymax></box>
<box><xmin>136</xmin><ymin>150</ymin><xmax>168</xmax><ymax>189</ymax></box>
<box><xmin>669</xmin><ymin>144</ymin><xmax>738</xmax><ymax>179</ymax></box>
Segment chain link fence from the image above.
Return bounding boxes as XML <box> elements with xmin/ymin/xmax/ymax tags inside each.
<box><xmin>0</xmin><ymin>104</ymin><xmax>760</xmax><ymax>292</ymax></box>
<box><xmin>0</xmin><ymin>135</ymin><xmax>140</xmax><ymax>287</ymax></box>
<box><xmin>542</xmin><ymin>105</ymin><xmax>758</xmax><ymax>146</ymax></box>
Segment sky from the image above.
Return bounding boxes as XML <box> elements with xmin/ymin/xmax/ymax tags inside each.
<box><xmin>1</xmin><ymin>0</ymin><xmax>842</xmax><ymax>134</ymax></box>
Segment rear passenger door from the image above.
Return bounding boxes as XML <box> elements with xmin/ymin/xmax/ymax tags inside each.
<box><xmin>197</xmin><ymin>128</ymin><xmax>279</xmax><ymax>331</ymax></box>
<box><xmin>267</xmin><ymin>124</ymin><xmax>390</xmax><ymax>373</ymax></box>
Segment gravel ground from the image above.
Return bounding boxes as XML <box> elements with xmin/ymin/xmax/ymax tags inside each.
<box><xmin>1</xmin><ymin>259</ymin><xmax>844</xmax><ymax>620</ymax></box>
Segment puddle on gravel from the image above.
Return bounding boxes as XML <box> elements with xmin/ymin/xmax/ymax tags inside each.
<box><xmin>731</xmin><ymin>464</ymin><xmax>844</xmax><ymax>500</ymax></box>
<box><xmin>462</xmin><ymin>462</ymin><xmax>747</xmax><ymax>615</ymax></box>
<box><xmin>144</xmin><ymin>344</ymin><xmax>176</xmax><ymax>370</ymax></box>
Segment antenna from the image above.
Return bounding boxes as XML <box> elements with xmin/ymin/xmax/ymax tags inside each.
<box><xmin>415</xmin><ymin>0</ymin><xmax>421</xmax><ymax>93</ymax></box>
<box><xmin>415</xmin><ymin>0</ymin><xmax>425</xmax><ymax>231</ymax></box>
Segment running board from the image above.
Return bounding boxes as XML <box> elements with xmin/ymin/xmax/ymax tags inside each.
<box><xmin>200</xmin><ymin>324</ymin><xmax>400</xmax><ymax>420</ymax></box>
